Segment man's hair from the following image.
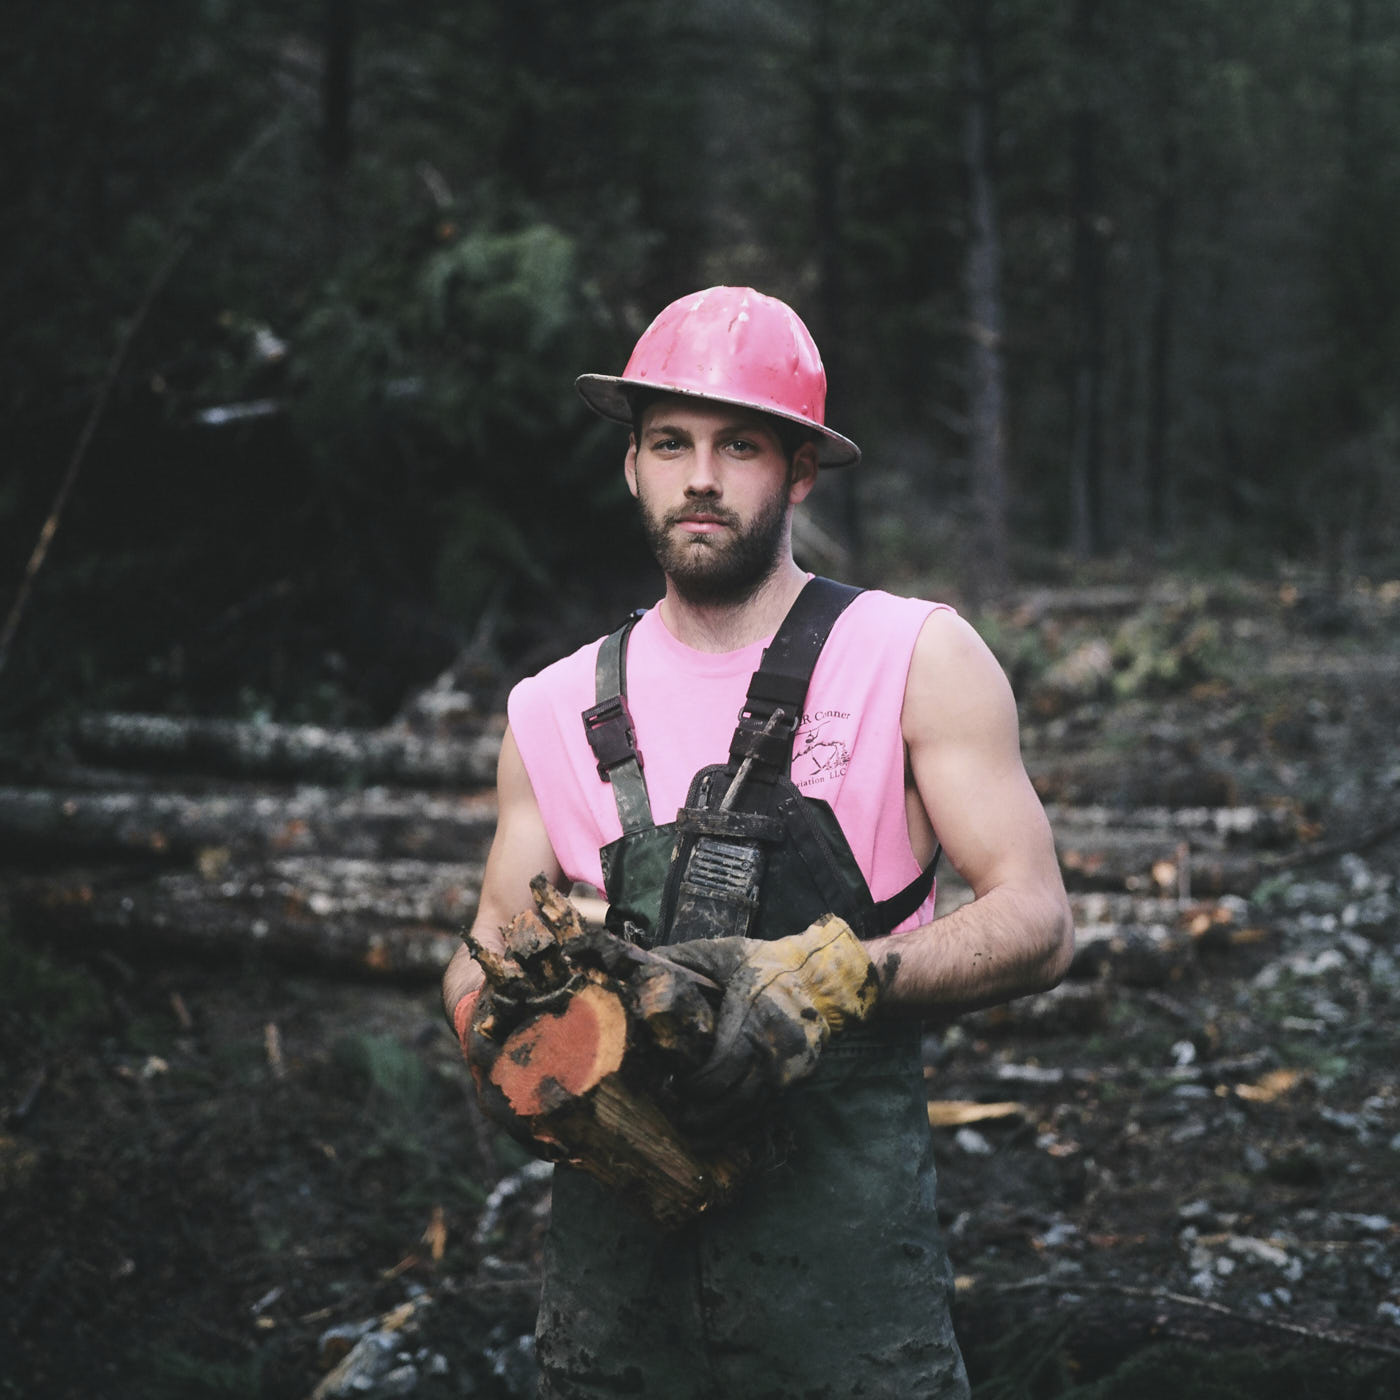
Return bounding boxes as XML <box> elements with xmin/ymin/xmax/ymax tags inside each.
<box><xmin>627</xmin><ymin>388</ymin><xmax>817</xmax><ymax>466</ymax></box>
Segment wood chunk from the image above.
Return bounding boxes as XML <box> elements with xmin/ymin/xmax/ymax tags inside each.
<box><xmin>529</xmin><ymin>874</ymin><xmax>587</xmax><ymax>943</ymax></box>
<box><xmin>501</xmin><ymin>908</ymin><xmax>570</xmax><ymax>992</ymax></box>
<box><xmin>463</xmin><ymin>877</ymin><xmax>749</xmax><ymax>1227</ymax></box>
<box><xmin>492</xmin><ymin>982</ymin><xmax>628</xmax><ymax>1118</ymax></box>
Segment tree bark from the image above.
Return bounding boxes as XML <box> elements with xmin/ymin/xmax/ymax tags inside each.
<box><xmin>1146</xmin><ymin>124</ymin><xmax>1179</xmax><ymax>538</ymax></box>
<box><xmin>1068</xmin><ymin>0</ymin><xmax>1107</xmax><ymax>559</ymax></box>
<box><xmin>811</xmin><ymin>0</ymin><xmax>861</xmax><ymax>565</ymax></box>
<box><xmin>0</xmin><ymin>784</ymin><xmax>496</xmax><ymax>863</ymax></box>
<box><xmin>322</xmin><ymin>0</ymin><xmax>356</xmax><ymax>173</ymax></box>
<box><xmin>12</xmin><ymin>856</ymin><xmax>479</xmax><ymax>978</ymax></box>
<box><xmin>962</xmin><ymin>5</ymin><xmax>1011</xmax><ymax>600</ymax></box>
<box><xmin>70</xmin><ymin>712</ymin><xmax>501</xmax><ymax>789</ymax></box>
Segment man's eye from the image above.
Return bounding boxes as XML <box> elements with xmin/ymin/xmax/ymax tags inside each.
<box><xmin>727</xmin><ymin>439</ymin><xmax>758</xmax><ymax>454</ymax></box>
<box><xmin>652</xmin><ymin>438</ymin><xmax>681</xmax><ymax>452</ymax></box>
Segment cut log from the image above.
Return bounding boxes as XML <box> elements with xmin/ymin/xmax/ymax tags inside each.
<box><xmin>1068</xmin><ymin>920</ymin><xmax>1195</xmax><ymax>987</ymax></box>
<box><xmin>10</xmin><ymin>857</ymin><xmax>480</xmax><ymax>978</ymax></box>
<box><xmin>0</xmin><ymin>784</ymin><xmax>496</xmax><ymax>863</ymax></box>
<box><xmin>960</xmin><ymin>980</ymin><xmax>1112</xmax><ymax>1037</ymax></box>
<box><xmin>1028</xmin><ymin>750</ymin><xmax>1240</xmax><ymax>808</ymax></box>
<box><xmin>70</xmin><ymin>712</ymin><xmax>502</xmax><ymax>789</ymax></box>
<box><xmin>1046</xmin><ymin>802</ymin><xmax>1303</xmax><ymax>849</ymax></box>
<box><xmin>492</xmin><ymin>982</ymin><xmax>629</xmax><ymax>1116</ymax></box>
<box><xmin>1056</xmin><ymin>832</ymin><xmax>1262</xmax><ymax>896</ymax></box>
<box><xmin>467</xmin><ymin>879</ymin><xmax>751</xmax><ymax>1229</ymax></box>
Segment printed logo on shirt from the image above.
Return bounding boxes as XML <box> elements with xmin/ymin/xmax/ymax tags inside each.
<box><xmin>791</xmin><ymin>710</ymin><xmax>852</xmax><ymax>787</ymax></box>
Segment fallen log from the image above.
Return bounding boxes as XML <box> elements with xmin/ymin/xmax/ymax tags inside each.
<box><xmin>10</xmin><ymin>856</ymin><xmax>481</xmax><ymax>978</ymax></box>
<box><xmin>1067</xmin><ymin>920</ymin><xmax>1195</xmax><ymax>987</ymax></box>
<box><xmin>1055</xmin><ymin>831</ymin><xmax>1262</xmax><ymax>896</ymax></box>
<box><xmin>467</xmin><ymin>878</ymin><xmax>754</xmax><ymax>1229</ymax></box>
<box><xmin>0</xmin><ymin>784</ymin><xmax>496</xmax><ymax>863</ymax></box>
<box><xmin>1045</xmin><ymin>802</ymin><xmax>1303</xmax><ymax>849</ymax></box>
<box><xmin>1028</xmin><ymin>751</ymin><xmax>1240</xmax><ymax>809</ymax></box>
<box><xmin>959</xmin><ymin>980</ymin><xmax>1112</xmax><ymax>1037</ymax></box>
<box><xmin>956</xmin><ymin>1276</ymin><xmax>1400</xmax><ymax>1385</ymax></box>
<box><xmin>70</xmin><ymin>712</ymin><xmax>503</xmax><ymax>789</ymax></box>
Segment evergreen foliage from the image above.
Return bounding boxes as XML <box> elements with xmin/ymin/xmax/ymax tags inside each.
<box><xmin>2</xmin><ymin>0</ymin><xmax>1398</xmax><ymax>719</ymax></box>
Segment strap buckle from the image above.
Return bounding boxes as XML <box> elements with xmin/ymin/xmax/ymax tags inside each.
<box><xmin>727</xmin><ymin>706</ymin><xmax>799</xmax><ymax>771</ymax></box>
<box><xmin>582</xmin><ymin>694</ymin><xmax>643</xmax><ymax>780</ymax></box>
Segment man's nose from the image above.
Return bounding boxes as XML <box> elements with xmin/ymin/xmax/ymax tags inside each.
<box><xmin>683</xmin><ymin>445</ymin><xmax>721</xmax><ymax>494</ymax></box>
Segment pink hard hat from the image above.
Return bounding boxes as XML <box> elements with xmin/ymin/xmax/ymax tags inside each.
<box><xmin>575</xmin><ymin>286</ymin><xmax>861</xmax><ymax>467</ymax></box>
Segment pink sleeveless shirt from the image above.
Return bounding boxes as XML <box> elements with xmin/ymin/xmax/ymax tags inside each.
<box><xmin>507</xmin><ymin>588</ymin><xmax>953</xmax><ymax>934</ymax></box>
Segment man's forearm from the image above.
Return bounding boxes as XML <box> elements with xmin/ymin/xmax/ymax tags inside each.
<box><xmin>865</xmin><ymin>883</ymin><xmax>1073</xmax><ymax>1019</ymax></box>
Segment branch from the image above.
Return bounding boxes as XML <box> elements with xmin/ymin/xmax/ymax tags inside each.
<box><xmin>989</xmin><ymin>1276</ymin><xmax>1400</xmax><ymax>1360</ymax></box>
<box><xmin>1260</xmin><ymin>809</ymin><xmax>1400</xmax><ymax>875</ymax></box>
<box><xmin>0</xmin><ymin>115</ymin><xmax>288</xmax><ymax>680</ymax></box>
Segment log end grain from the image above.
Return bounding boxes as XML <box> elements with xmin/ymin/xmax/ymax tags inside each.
<box><xmin>491</xmin><ymin>982</ymin><xmax>627</xmax><ymax>1117</ymax></box>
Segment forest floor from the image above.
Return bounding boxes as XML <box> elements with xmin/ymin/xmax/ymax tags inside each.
<box><xmin>3</xmin><ymin>570</ymin><xmax>1400</xmax><ymax>1399</ymax></box>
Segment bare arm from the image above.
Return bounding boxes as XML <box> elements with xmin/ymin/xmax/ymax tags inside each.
<box><xmin>866</xmin><ymin>611</ymin><xmax>1074</xmax><ymax>1016</ymax></box>
<box><xmin>441</xmin><ymin>725</ymin><xmax>564</xmax><ymax>1022</ymax></box>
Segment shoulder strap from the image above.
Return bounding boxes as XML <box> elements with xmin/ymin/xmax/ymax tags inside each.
<box><xmin>738</xmin><ymin>577</ymin><xmax>941</xmax><ymax>936</ymax></box>
<box><xmin>584</xmin><ymin>579</ymin><xmax>864</xmax><ymax>831</ymax></box>
<box><xmin>582</xmin><ymin>610</ymin><xmax>653</xmax><ymax>834</ymax></box>
<box><xmin>728</xmin><ymin>577</ymin><xmax>863</xmax><ymax>773</ymax></box>
<box><xmin>874</xmin><ymin>844</ymin><xmax>941</xmax><ymax>934</ymax></box>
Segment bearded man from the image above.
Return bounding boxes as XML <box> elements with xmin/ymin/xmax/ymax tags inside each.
<box><xmin>442</xmin><ymin>286</ymin><xmax>1074</xmax><ymax>1399</ymax></box>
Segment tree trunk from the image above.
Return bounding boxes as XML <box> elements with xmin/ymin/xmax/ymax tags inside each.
<box><xmin>962</xmin><ymin>6</ymin><xmax>1011</xmax><ymax>601</ymax></box>
<box><xmin>1069</xmin><ymin>0</ymin><xmax>1107</xmax><ymax>559</ymax></box>
<box><xmin>322</xmin><ymin>0</ymin><xmax>357</xmax><ymax>173</ymax></box>
<box><xmin>1146</xmin><ymin>125</ymin><xmax>1179</xmax><ymax>539</ymax></box>
<box><xmin>811</xmin><ymin>0</ymin><xmax>861</xmax><ymax>565</ymax></box>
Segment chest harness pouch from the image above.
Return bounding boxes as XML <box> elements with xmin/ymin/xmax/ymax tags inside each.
<box><xmin>582</xmin><ymin>577</ymin><xmax>939</xmax><ymax>950</ymax></box>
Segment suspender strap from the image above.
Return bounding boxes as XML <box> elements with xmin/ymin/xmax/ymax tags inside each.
<box><xmin>729</xmin><ymin>577</ymin><xmax>863</xmax><ymax>771</ymax></box>
<box><xmin>583</xmin><ymin>611</ymin><xmax>653</xmax><ymax>834</ymax></box>
<box><xmin>874</xmin><ymin>844</ymin><xmax>941</xmax><ymax>934</ymax></box>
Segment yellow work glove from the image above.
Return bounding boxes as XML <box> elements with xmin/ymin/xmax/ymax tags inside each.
<box><xmin>657</xmin><ymin>914</ymin><xmax>880</xmax><ymax>1141</ymax></box>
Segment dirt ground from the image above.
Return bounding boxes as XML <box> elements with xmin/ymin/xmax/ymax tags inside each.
<box><xmin>3</xmin><ymin>573</ymin><xmax>1400</xmax><ymax>1399</ymax></box>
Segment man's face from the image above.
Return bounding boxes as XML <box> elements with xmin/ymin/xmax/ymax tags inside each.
<box><xmin>625</xmin><ymin>399</ymin><xmax>817</xmax><ymax>606</ymax></box>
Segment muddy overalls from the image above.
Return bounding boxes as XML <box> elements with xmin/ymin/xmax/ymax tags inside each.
<box><xmin>535</xmin><ymin>579</ymin><xmax>970</xmax><ymax>1400</ymax></box>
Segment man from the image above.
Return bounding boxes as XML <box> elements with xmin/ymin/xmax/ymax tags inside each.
<box><xmin>443</xmin><ymin>286</ymin><xmax>1074</xmax><ymax>1398</ymax></box>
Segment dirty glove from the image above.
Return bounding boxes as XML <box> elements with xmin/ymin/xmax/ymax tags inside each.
<box><xmin>658</xmin><ymin>914</ymin><xmax>880</xmax><ymax>1140</ymax></box>
<box><xmin>458</xmin><ymin>974</ymin><xmax>606</xmax><ymax>1159</ymax></box>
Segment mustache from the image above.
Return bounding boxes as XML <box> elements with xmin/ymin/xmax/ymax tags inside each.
<box><xmin>662</xmin><ymin>499</ymin><xmax>741</xmax><ymax>530</ymax></box>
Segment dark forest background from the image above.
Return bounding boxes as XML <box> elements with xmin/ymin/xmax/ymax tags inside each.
<box><xmin>5</xmin><ymin>10</ymin><xmax>1400</xmax><ymax>1399</ymax></box>
<box><xmin>4</xmin><ymin>0</ymin><xmax>1399</xmax><ymax>728</ymax></box>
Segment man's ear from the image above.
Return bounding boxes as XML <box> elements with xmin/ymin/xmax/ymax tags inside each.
<box><xmin>787</xmin><ymin>442</ymin><xmax>819</xmax><ymax>504</ymax></box>
<box><xmin>624</xmin><ymin>436</ymin><xmax>639</xmax><ymax>498</ymax></box>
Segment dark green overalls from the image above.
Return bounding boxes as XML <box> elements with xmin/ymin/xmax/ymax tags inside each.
<box><xmin>535</xmin><ymin>580</ymin><xmax>970</xmax><ymax>1400</ymax></box>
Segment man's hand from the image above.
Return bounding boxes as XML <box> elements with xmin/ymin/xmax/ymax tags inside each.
<box><xmin>455</xmin><ymin>976</ymin><xmax>572</xmax><ymax>1154</ymax></box>
<box><xmin>658</xmin><ymin>914</ymin><xmax>879</xmax><ymax>1138</ymax></box>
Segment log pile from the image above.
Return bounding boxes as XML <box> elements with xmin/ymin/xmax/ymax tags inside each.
<box><xmin>0</xmin><ymin>702</ymin><xmax>1320</xmax><ymax>991</ymax></box>
<box><xmin>2</xmin><ymin>710</ymin><xmax>505</xmax><ymax>977</ymax></box>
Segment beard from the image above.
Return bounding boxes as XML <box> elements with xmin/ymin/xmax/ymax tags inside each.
<box><xmin>636</xmin><ymin>485</ymin><xmax>791</xmax><ymax>607</ymax></box>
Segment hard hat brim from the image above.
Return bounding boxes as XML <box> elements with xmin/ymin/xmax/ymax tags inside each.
<box><xmin>574</xmin><ymin>374</ymin><xmax>862</xmax><ymax>468</ymax></box>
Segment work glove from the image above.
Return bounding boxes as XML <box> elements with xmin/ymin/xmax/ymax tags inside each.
<box><xmin>657</xmin><ymin>914</ymin><xmax>880</xmax><ymax>1141</ymax></box>
<box><xmin>452</xmin><ymin>982</ymin><xmax>529</xmax><ymax>1139</ymax></box>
